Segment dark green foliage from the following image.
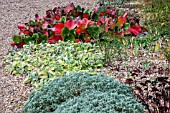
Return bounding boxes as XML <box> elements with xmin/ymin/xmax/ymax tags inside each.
<box><xmin>87</xmin><ymin>26</ymin><xmax>101</xmax><ymax>39</ymax></box>
<box><xmin>23</xmin><ymin>73</ymin><xmax>144</xmax><ymax>113</ymax></box>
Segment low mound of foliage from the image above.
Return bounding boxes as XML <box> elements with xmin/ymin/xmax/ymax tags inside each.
<box><xmin>23</xmin><ymin>73</ymin><xmax>145</xmax><ymax>113</ymax></box>
<box><xmin>3</xmin><ymin>41</ymin><xmax>104</xmax><ymax>88</ymax></box>
<box><xmin>11</xmin><ymin>3</ymin><xmax>146</xmax><ymax>48</ymax></box>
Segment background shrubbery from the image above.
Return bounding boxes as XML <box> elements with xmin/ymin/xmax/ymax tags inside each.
<box><xmin>142</xmin><ymin>0</ymin><xmax>170</xmax><ymax>36</ymax></box>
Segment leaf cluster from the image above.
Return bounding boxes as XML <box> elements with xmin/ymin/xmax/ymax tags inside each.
<box><xmin>11</xmin><ymin>2</ymin><xmax>145</xmax><ymax>48</ymax></box>
<box><xmin>3</xmin><ymin>41</ymin><xmax>104</xmax><ymax>88</ymax></box>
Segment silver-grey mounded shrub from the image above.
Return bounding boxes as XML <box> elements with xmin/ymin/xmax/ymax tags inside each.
<box><xmin>23</xmin><ymin>73</ymin><xmax>145</xmax><ymax>113</ymax></box>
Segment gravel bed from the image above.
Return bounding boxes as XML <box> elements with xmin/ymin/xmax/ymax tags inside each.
<box><xmin>1</xmin><ymin>0</ymin><xmax>168</xmax><ymax>113</ymax></box>
<box><xmin>0</xmin><ymin>0</ymin><xmax>98</xmax><ymax>112</ymax></box>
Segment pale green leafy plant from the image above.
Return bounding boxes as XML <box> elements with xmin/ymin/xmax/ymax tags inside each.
<box><xmin>3</xmin><ymin>41</ymin><xmax>104</xmax><ymax>89</ymax></box>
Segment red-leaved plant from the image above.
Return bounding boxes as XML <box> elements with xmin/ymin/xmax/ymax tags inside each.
<box><xmin>11</xmin><ymin>3</ymin><xmax>146</xmax><ymax>48</ymax></box>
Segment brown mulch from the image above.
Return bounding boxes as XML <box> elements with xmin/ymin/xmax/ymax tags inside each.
<box><xmin>0</xmin><ymin>0</ymin><xmax>169</xmax><ymax>113</ymax></box>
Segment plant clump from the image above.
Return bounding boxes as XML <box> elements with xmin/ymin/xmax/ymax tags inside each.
<box><xmin>3</xmin><ymin>41</ymin><xmax>104</xmax><ymax>88</ymax></box>
<box><xmin>23</xmin><ymin>73</ymin><xmax>145</xmax><ymax>113</ymax></box>
<box><xmin>11</xmin><ymin>3</ymin><xmax>146</xmax><ymax>48</ymax></box>
<box><xmin>142</xmin><ymin>0</ymin><xmax>170</xmax><ymax>36</ymax></box>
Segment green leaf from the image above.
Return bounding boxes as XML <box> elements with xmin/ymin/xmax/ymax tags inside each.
<box><xmin>32</xmin><ymin>33</ymin><xmax>39</xmax><ymax>44</ymax></box>
<box><xmin>38</xmin><ymin>70</ymin><xmax>48</xmax><ymax>76</ymax></box>
<box><xmin>24</xmin><ymin>36</ymin><xmax>33</xmax><ymax>44</ymax></box>
<box><xmin>40</xmin><ymin>35</ymin><xmax>48</xmax><ymax>43</ymax></box>
<box><xmin>48</xmin><ymin>24</ymin><xmax>53</xmax><ymax>28</ymax></box>
<box><xmin>78</xmin><ymin>34</ymin><xmax>85</xmax><ymax>41</ymax></box>
<box><xmin>28</xmin><ymin>65</ymin><xmax>34</xmax><ymax>70</ymax></box>
<box><xmin>30</xmin><ymin>20</ymin><xmax>36</xmax><ymax>26</ymax></box>
<box><xmin>68</xmin><ymin>35</ymin><xmax>75</xmax><ymax>42</ymax></box>
<box><xmin>75</xmin><ymin>5</ymin><xmax>82</xmax><ymax>11</ymax></box>
<box><xmin>12</xmin><ymin>35</ymin><xmax>22</xmax><ymax>44</ymax></box>
<box><xmin>38</xmin><ymin>32</ymin><xmax>43</xmax><ymax>38</ymax></box>
<box><xmin>92</xmin><ymin>13</ymin><xmax>100</xmax><ymax>21</ymax></box>
<box><xmin>21</xmin><ymin>34</ymin><xmax>25</xmax><ymax>39</ymax></box>
<box><xmin>69</xmin><ymin>29</ymin><xmax>76</xmax><ymax>37</ymax></box>
<box><xmin>64</xmin><ymin>35</ymin><xmax>75</xmax><ymax>42</ymax></box>
<box><xmin>58</xmin><ymin>59</ymin><xmax>65</xmax><ymax>65</ymax></box>
<box><xmin>87</xmin><ymin>26</ymin><xmax>101</xmax><ymax>38</ymax></box>
<box><xmin>62</xmin><ymin>9</ymin><xmax>65</xmax><ymax>16</ymax></box>
<box><xmin>123</xmin><ymin>23</ymin><xmax>130</xmax><ymax>30</ymax></box>
<box><xmin>24</xmin><ymin>76</ymin><xmax>31</xmax><ymax>84</ymax></box>
<box><xmin>134</xmin><ymin>41</ymin><xmax>139</xmax><ymax>55</ymax></box>
<box><xmin>83</xmin><ymin>9</ymin><xmax>91</xmax><ymax>15</ymax></box>
<box><xmin>59</xmin><ymin>16</ymin><xmax>66</xmax><ymax>23</ymax></box>
<box><xmin>62</xmin><ymin>27</ymin><xmax>70</xmax><ymax>38</ymax></box>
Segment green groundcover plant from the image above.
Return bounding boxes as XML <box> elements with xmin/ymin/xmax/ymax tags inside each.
<box><xmin>23</xmin><ymin>73</ymin><xmax>145</xmax><ymax>113</ymax></box>
<box><xmin>3</xmin><ymin>41</ymin><xmax>104</xmax><ymax>88</ymax></box>
<box><xmin>142</xmin><ymin>0</ymin><xmax>170</xmax><ymax>36</ymax></box>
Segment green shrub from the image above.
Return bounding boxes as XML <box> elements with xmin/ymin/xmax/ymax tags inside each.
<box><xmin>23</xmin><ymin>73</ymin><xmax>145</xmax><ymax>113</ymax></box>
<box><xmin>3</xmin><ymin>41</ymin><xmax>104</xmax><ymax>88</ymax></box>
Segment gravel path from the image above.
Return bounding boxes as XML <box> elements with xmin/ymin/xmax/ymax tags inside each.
<box><xmin>0</xmin><ymin>0</ymin><xmax>97</xmax><ymax>112</ymax></box>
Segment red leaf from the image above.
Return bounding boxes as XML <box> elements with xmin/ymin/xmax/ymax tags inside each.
<box><xmin>46</xmin><ymin>10</ymin><xmax>52</xmax><ymax>18</ymax></box>
<box><xmin>100</xmin><ymin>12</ymin><xmax>105</xmax><ymax>16</ymax></box>
<box><xmin>77</xmin><ymin>18</ymin><xmax>90</xmax><ymax>31</ymax></box>
<box><xmin>23</xmin><ymin>30</ymin><xmax>30</xmax><ymax>35</ymax></box>
<box><xmin>98</xmin><ymin>17</ymin><xmax>112</xmax><ymax>32</ymax></box>
<box><xmin>127</xmin><ymin>25</ymin><xmax>142</xmax><ymax>35</ymax></box>
<box><xmin>94</xmin><ymin>7</ymin><xmax>98</xmax><ymax>13</ymax></box>
<box><xmin>115</xmin><ymin>16</ymin><xmax>126</xmax><ymax>28</ymax></box>
<box><xmin>141</xmin><ymin>27</ymin><xmax>148</xmax><ymax>32</ymax></box>
<box><xmin>97</xmin><ymin>21</ymin><xmax>101</xmax><ymax>26</ymax></box>
<box><xmin>84</xmin><ymin>37</ymin><xmax>91</xmax><ymax>42</ymax></box>
<box><xmin>88</xmin><ymin>21</ymin><xmax>94</xmax><ymax>26</ymax></box>
<box><xmin>65</xmin><ymin>3</ymin><xmax>74</xmax><ymax>15</ymax></box>
<box><xmin>47</xmin><ymin>35</ymin><xmax>63</xmax><ymax>44</ymax></box>
<box><xmin>11</xmin><ymin>43</ymin><xmax>15</xmax><ymax>47</ymax></box>
<box><xmin>98</xmin><ymin>17</ymin><xmax>105</xmax><ymax>24</ymax></box>
<box><xmin>76</xmin><ymin>18</ymin><xmax>91</xmax><ymax>34</ymax></box>
<box><xmin>17</xmin><ymin>24</ymin><xmax>26</xmax><ymax>30</ymax></box>
<box><xmin>55</xmin><ymin>14</ymin><xmax>60</xmax><ymax>21</ymax></box>
<box><xmin>106</xmin><ymin>9</ymin><xmax>112</xmax><ymax>15</ymax></box>
<box><xmin>75</xmin><ymin>27</ymin><xmax>82</xmax><ymax>35</ymax></box>
<box><xmin>111</xmin><ymin>11</ymin><xmax>117</xmax><ymax>16</ymax></box>
<box><xmin>119</xmin><ymin>29</ymin><xmax>125</xmax><ymax>36</ymax></box>
<box><xmin>83</xmin><ymin>14</ymin><xmax>89</xmax><ymax>19</ymax></box>
<box><xmin>43</xmin><ymin>31</ymin><xmax>48</xmax><ymax>36</ymax></box>
<box><xmin>51</xmin><ymin>23</ymin><xmax>64</xmax><ymax>34</ymax></box>
<box><xmin>125</xmin><ymin>78</ymin><xmax>134</xmax><ymax>84</ymax></box>
<box><xmin>75</xmin><ymin>12</ymin><xmax>81</xmax><ymax>17</ymax></box>
<box><xmin>127</xmin><ymin>28</ymin><xmax>140</xmax><ymax>35</ymax></box>
<box><xmin>75</xmin><ymin>39</ymin><xmax>81</xmax><ymax>43</ymax></box>
<box><xmin>64</xmin><ymin>20</ymin><xmax>77</xmax><ymax>30</ymax></box>
<box><xmin>42</xmin><ymin>22</ymin><xmax>48</xmax><ymax>29</ymax></box>
<box><xmin>11</xmin><ymin>42</ymin><xmax>25</xmax><ymax>48</ymax></box>
<box><xmin>123</xmin><ymin>12</ymin><xmax>129</xmax><ymax>18</ymax></box>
